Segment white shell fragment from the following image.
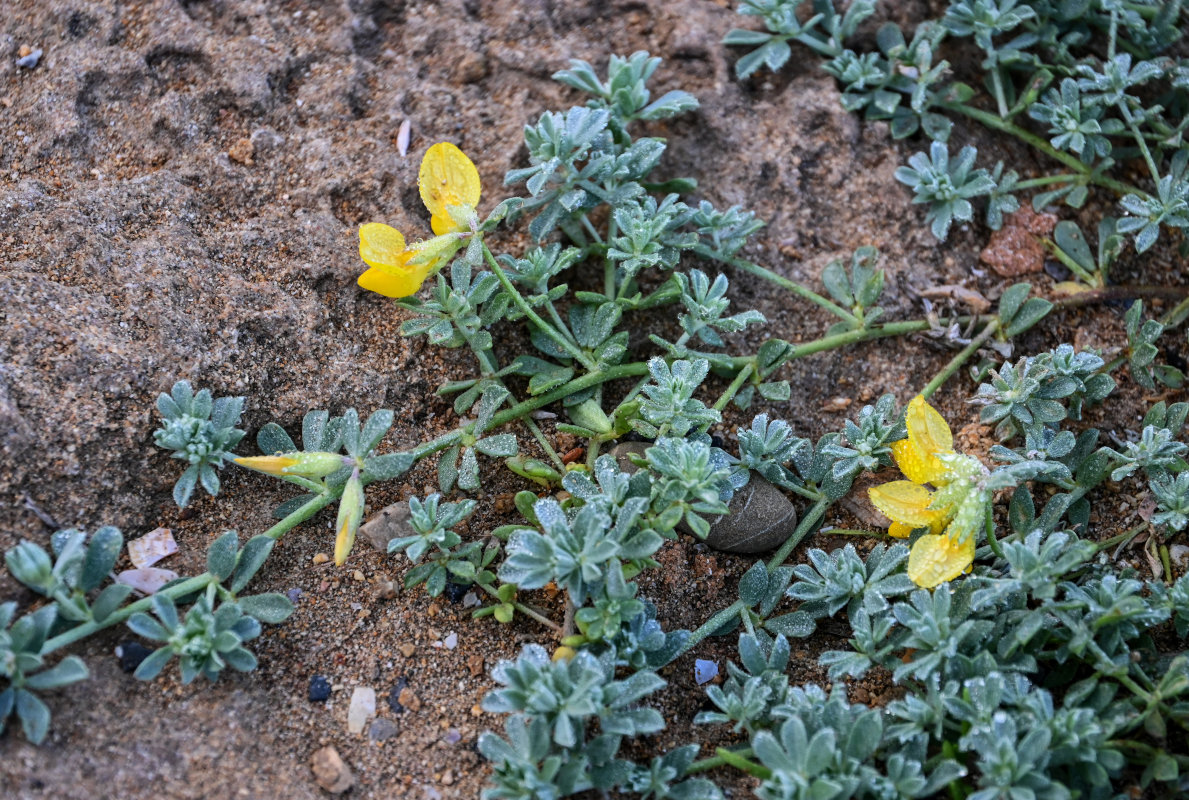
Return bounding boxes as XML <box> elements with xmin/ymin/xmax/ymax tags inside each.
<box><xmin>347</xmin><ymin>687</ymin><xmax>376</xmax><ymax>734</ymax></box>
<box><xmin>397</xmin><ymin>119</ymin><xmax>411</xmax><ymax>157</ymax></box>
<box><xmin>694</xmin><ymin>659</ymin><xmax>718</xmax><ymax>685</ymax></box>
<box><xmin>127</xmin><ymin>527</ymin><xmax>177</xmax><ymax>568</ymax></box>
<box><xmin>116</xmin><ymin>567</ymin><xmax>178</xmax><ymax>595</ymax></box>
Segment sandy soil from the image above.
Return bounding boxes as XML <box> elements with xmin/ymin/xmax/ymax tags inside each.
<box><xmin>1</xmin><ymin>1</ymin><xmax>1183</xmax><ymax>798</ymax></box>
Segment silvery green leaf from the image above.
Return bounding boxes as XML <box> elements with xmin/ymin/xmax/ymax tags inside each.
<box><xmin>230</xmin><ymin>535</ymin><xmax>275</xmax><ymax>594</ymax></box>
<box><xmin>80</xmin><ymin>527</ymin><xmax>122</xmax><ymax>592</ymax></box>
<box><xmin>24</xmin><ymin>656</ymin><xmax>88</xmax><ymax>690</ymax></box>
<box><xmin>738</xmin><ymin>561</ymin><xmax>769</xmax><ymax>607</ymax></box>
<box><xmin>362</xmin><ymin>452</ymin><xmax>415</xmax><ymax>481</ymax></box>
<box><xmin>256</xmin><ymin>422</ymin><xmax>295</xmax><ymax>455</ymax></box>
<box><xmin>173</xmin><ymin>464</ymin><xmax>200</xmax><ymax>508</ymax></box>
<box><xmin>439</xmin><ymin>444</ymin><xmax>460</xmax><ymax>493</ymax></box>
<box><xmin>133</xmin><ymin>647</ymin><xmax>173</xmax><ymax>681</ymax></box>
<box><xmin>127</xmin><ymin>612</ymin><xmax>168</xmax><ymax>641</ymax></box>
<box><xmin>359</xmin><ymin>409</ymin><xmax>395</xmax><ymax>454</ymax></box>
<box><xmin>476</xmin><ymin>434</ymin><xmax>518</xmax><ymax>458</ymax></box>
<box><xmin>15</xmin><ymin>688</ymin><xmax>50</xmax><ymax>744</ymax></box>
<box><xmin>206</xmin><ymin>531</ymin><xmax>239</xmax><ymax>581</ymax></box>
<box><xmin>458</xmin><ymin>447</ymin><xmax>481</xmax><ymax>491</ymax></box>
<box><xmin>91</xmin><ymin>583</ymin><xmax>133</xmax><ymax>623</ymax></box>
<box><xmin>238</xmin><ymin>593</ymin><xmax>294</xmax><ymax>624</ymax></box>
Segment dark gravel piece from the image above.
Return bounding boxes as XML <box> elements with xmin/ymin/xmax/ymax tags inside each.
<box><xmin>308</xmin><ymin>675</ymin><xmax>332</xmax><ymax>702</ymax></box>
<box><xmin>443</xmin><ymin>580</ymin><xmax>468</xmax><ymax>603</ymax></box>
<box><xmin>387</xmin><ymin>676</ymin><xmax>410</xmax><ymax>713</ymax></box>
<box><xmin>116</xmin><ymin>641</ymin><xmax>153</xmax><ymax>673</ymax></box>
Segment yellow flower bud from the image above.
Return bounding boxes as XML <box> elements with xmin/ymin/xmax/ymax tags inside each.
<box><xmin>235</xmin><ymin>452</ymin><xmax>346</xmax><ymax>478</ymax></box>
<box><xmin>334</xmin><ymin>473</ymin><xmax>364</xmax><ymax>566</ymax></box>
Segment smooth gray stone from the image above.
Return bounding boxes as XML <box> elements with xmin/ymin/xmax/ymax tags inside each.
<box><xmin>359</xmin><ymin>501</ymin><xmax>414</xmax><ymax>552</ymax></box>
<box><xmin>607</xmin><ymin>442</ymin><xmax>797</xmax><ymax>554</ymax></box>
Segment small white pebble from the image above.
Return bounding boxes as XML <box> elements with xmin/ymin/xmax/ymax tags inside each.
<box><xmin>397</xmin><ymin>119</ymin><xmax>412</xmax><ymax>156</ymax></box>
<box><xmin>694</xmin><ymin>659</ymin><xmax>718</xmax><ymax>685</ymax></box>
<box><xmin>443</xmin><ymin>632</ymin><xmax>458</xmax><ymax>650</ymax></box>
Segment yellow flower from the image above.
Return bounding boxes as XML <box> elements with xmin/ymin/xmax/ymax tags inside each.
<box><xmin>357</xmin><ymin>142</ymin><xmax>481</xmax><ymax>298</ymax></box>
<box><xmin>235</xmin><ymin>452</ymin><xmax>346</xmax><ymax>478</ymax></box>
<box><xmin>868</xmin><ymin>396</ymin><xmax>991</xmax><ymax>588</ymax></box>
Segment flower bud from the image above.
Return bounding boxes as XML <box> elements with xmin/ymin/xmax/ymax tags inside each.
<box><xmin>334</xmin><ymin>473</ymin><xmax>365</xmax><ymax>566</ymax></box>
<box><xmin>235</xmin><ymin>452</ymin><xmax>347</xmax><ymax>478</ymax></box>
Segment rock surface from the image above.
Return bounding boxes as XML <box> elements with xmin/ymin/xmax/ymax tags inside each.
<box><xmin>359</xmin><ymin>500</ymin><xmax>414</xmax><ymax>552</ymax></box>
<box><xmin>608</xmin><ymin>441</ymin><xmax>798</xmax><ymax>554</ymax></box>
<box><xmin>310</xmin><ymin>746</ymin><xmax>354</xmax><ymax>795</ymax></box>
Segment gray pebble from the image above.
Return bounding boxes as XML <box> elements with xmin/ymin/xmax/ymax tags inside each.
<box><xmin>368</xmin><ymin>718</ymin><xmax>399</xmax><ymax>741</ymax></box>
<box><xmin>359</xmin><ymin>501</ymin><xmax>414</xmax><ymax>552</ymax></box>
<box><xmin>16</xmin><ymin>49</ymin><xmax>42</xmax><ymax>69</ymax></box>
<box><xmin>607</xmin><ymin>441</ymin><xmax>797</xmax><ymax>554</ymax></box>
<box><xmin>703</xmin><ymin>474</ymin><xmax>798</xmax><ymax>554</ymax></box>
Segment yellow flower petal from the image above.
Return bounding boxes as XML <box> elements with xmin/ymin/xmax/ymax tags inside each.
<box><xmin>234</xmin><ymin>455</ymin><xmax>300</xmax><ymax>476</ymax></box>
<box><xmin>419</xmin><ymin>143</ymin><xmax>481</xmax><ymax>230</ymax></box>
<box><xmin>359</xmin><ymin>223</ymin><xmax>409</xmax><ymax>270</ymax></box>
<box><xmin>892</xmin><ymin>438</ymin><xmax>947</xmax><ymax>486</ymax></box>
<box><xmin>357</xmin><ymin>264</ymin><xmax>430</xmax><ymax>298</ymax></box>
<box><xmin>869</xmin><ymin>481</ymin><xmax>945</xmax><ymax>528</ymax></box>
<box><xmin>906</xmin><ymin>395</ymin><xmax>953</xmax><ymax>460</ymax></box>
<box><xmin>888</xmin><ymin>521</ymin><xmax>917</xmax><ymax>539</ymax></box>
<box><xmin>907</xmin><ymin>533</ymin><xmax>975</xmax><ymax>588</ymax></box>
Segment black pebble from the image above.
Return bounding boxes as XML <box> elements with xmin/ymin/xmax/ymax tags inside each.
<box><xmin>308</xmin><ymin>674</ymin><xmax>331</xmax><ymax>702</ymax></box>
<box><xmin>710</xmin><ymin>434</ymin><xmax>726</xmax><ymax>450</ymax></box>
<box><xmin>443</xmin><ymin>580</ymin><xmax>468</xmax><ymax>603</ymax></box>
<box><xmin>1043</xmin><ymin>259</ymin><xmax>1072</xmax><ymax>282</ymax></box>
<box><xmin>388</xmin><ymin>676</ymin><xmax>409</xmax><ymax>713</ymax></box>
<box><xmin>117</xmin><ymin>641</ymin><xmax>153</xmax><ymax>673</ymax></box>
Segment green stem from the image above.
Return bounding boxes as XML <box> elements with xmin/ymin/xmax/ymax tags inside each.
<box><xmin>1044</xmin><ymin>238</ymin><xmax>1102</xmax><ymax>286</ymax></box>
<box><xmin>477</xmin><ymin>583</ymin><xmax>561</xmax><ymax>633</ymax></box>
<box><xmin>675</xmin><ymin>600</ymin><xmax>746</xmax><ymax>660</ymax></box>
<box><xmin>713</xmin><ymin>252</ymin><xmax>859</xmax><ymax>323</ymax></box>
<box><xmin>42</xmin><ymin>574</ymin><xmax>217</xmax><ymax>655</ymax></box>
<box><xmin>523</xmin><ymin>415</ymin><xmax>567</xmax><ymax>472</ymax></box>
<box><xmin>940</xmin><ymin>101</ymin><xmax>1146</xmax><ymax>197</ymax></box>
<box><xmin>1119</xmin><ymin>103</ymin><xmax>1161</xmax><ymax>181</ymax></box>
<box><xmin>920</xmin><ymin>319</ymin><xmax>1000</xmax><ymax>400</ymax></box>
<box><xmin>1093</xmin><ymin>522</ymin><xmax>1148</xmax><ymax>554</ymax></box>
<box><xmin>984</xmin><ymin>503</ymin><xmax>1004</xmax><ymax>561</ymax></box>
<box><xmin>686</xmin><ymin>747</ymin><xmax>753</xmax><ymax>775</ymax></box>
<box><xmin>768</xmin><ymin>495</ymin><xmax>831</xmax><ymax>570</ymax></box>
<box><xmin>262</xmin><ymin>491</ymin><xmax>338</xmax><ymax>540</ymax></box>
<box><xmin>712</xmin><ymin>362</ymin><xmax>754</xmax><ymax>413</ymax></box>
<box><xmin>481</xmin><ymin>242</ymin><xmax>600</xmax><ymax>371</ymax></box>
<box><xmin>604</xmin><ymin>217</ymin><xmax>618</xmax><ymax>298</ymax></box>
<box><xmin>1014</xmin><ymin>173</ymin><xmax>1085</xmax><ymax>190</ymax></box>
<box><xmin>712</xmin><ymin>747</ymin><xmax>772</xmax><ymax>779</ymax></box>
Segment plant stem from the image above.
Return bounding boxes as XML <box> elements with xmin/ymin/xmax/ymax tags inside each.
<box><xmin>984</xmin><ymin>504</ymin><xmax>1004</xmax><ymax>561</ymax></box>
<box><xmin>481</xmin><ymin>242</ymin><xmax>600</xmax><ymax>371</ymax></box>
<box><xmin>712</xmin><ymin>747</ymin><xmax>772</xmax><ymax>779</ymax></box>
<box><xmin>604</xmin><ymin>217</ymin><xmax>618</xmax><ymax>298</ymax></box>
<box><xmin>768</xmin><ymin>495</ymin><xmax>832</xmax><ymax>570</ymax></box>
<box><xmin>920</xmin><ymin>319</ymin><xmax>1000</xmax><ymax>400</ymax></box>
<box><xmin>1044</xmin><ymin>237</ymin><xmax>1102</xmax><ymax>286</ymax></box>
<box><xmin>1094</xmin><ymin>522</ymin><xmax>1148</xmax><ymax>554</ymax></box>
<box><xmin>675</xmin><ymin>600</ymin><xmax>746</xmax><ymax>660</ymax></box>
<box><xmin>710</xmin><ymin>251</ymin><xmax>859</xmax><ymax>323</ymax></box>
<box><xmin>42</xmin><ymin>574</ymin><xmax>217</xmax><ymax>654</ymax></box>
<box><xmin>477</xmin><ymin>583</ymin><xmax>561</xmax><ymax>633</ymax></box>
<box><xmin>686</xmin><ymin>747</ymin><xmax>753</xmax><ymax>775</ymax></box>
<box><xmin>262</xmin><ymin>492</ymin><xmax>338</xmax><ymax>540</ymax></box>
<box><xmin>712</xmin><ymin>362</ymin><xmax>754</xmax><ymax>413</ymax></box>
<box><xmin>1014</xmin><ymin>173</ymin><xmax>1085</xmax><ymax>190</ymax></box>
<box><xmin>940</xmin><ymin>101</ymin><xmax>1146</xmax><ymax>197</ymax></box>
<box><xmin>523</xmin><ymin>415</ymin><xmax>567</xmax><ymax>472</ymax></box>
